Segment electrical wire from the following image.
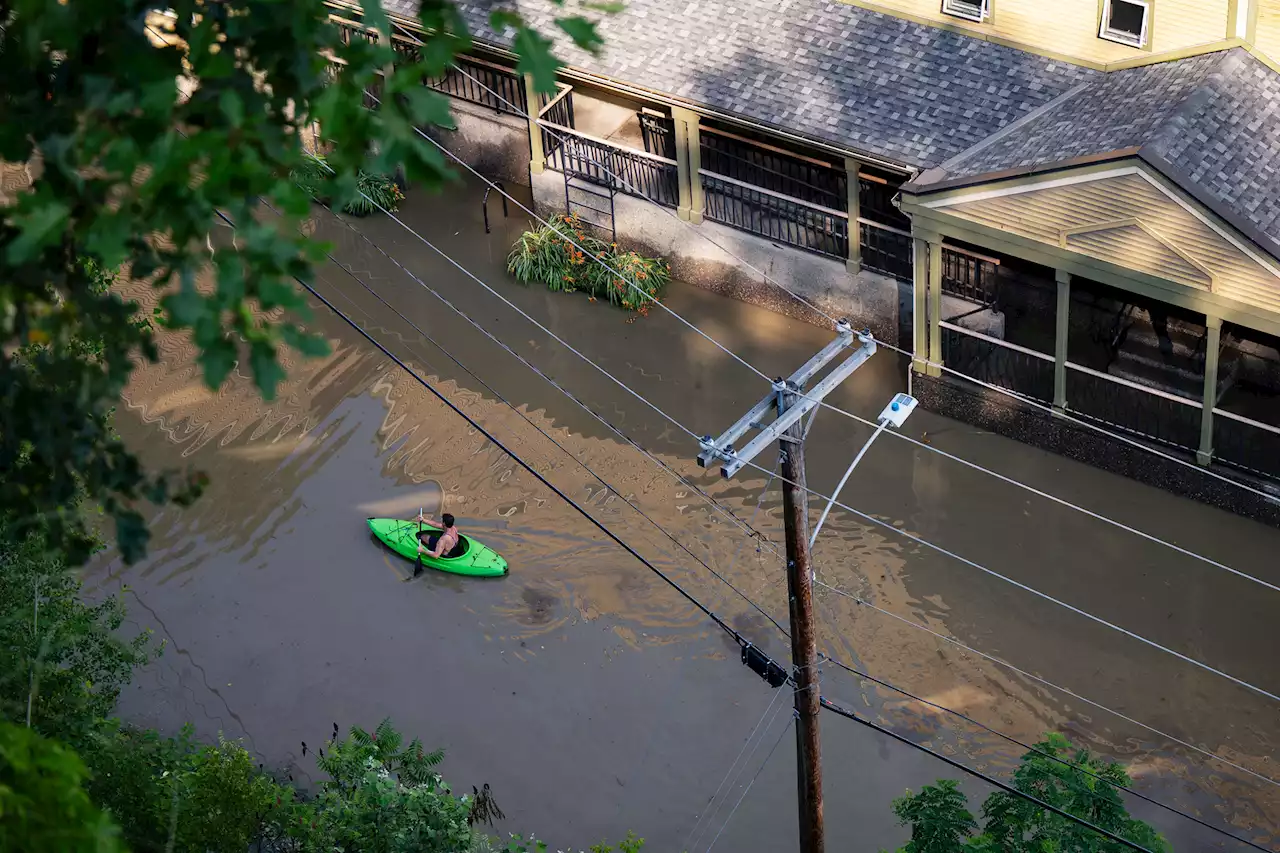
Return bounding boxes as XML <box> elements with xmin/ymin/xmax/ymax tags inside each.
<box><xmin>816</xmin><ymin>642</ymin><xmax>1275</xmax><ymax>851</ymax></box>
<box><xmin>293</xmin><ymin>141</ymin><xmax>1280</xmax><ymax>708</ymax></box>
<box><xmin>277</xmin><ymin>184</ymin><xmax>1266</xmax><ymax>844</ymax></box>
<box><xmin>281</xmin><ymin>185</ymin><xmax>1280</xmax><ymax>828</ymax></box>
<box><xmin>683</xmin><ymin>686</ymin><xmax>790</xmax><ymax>853</ymax></box>
<box><xmin>276</xmin><ymin>163</ymin><xmax>1280</xmax><ymax>837</ymax></box>
<box><xmin>210</xmin><ymin>208</ymin><xmax>771</xmax><ymax>663</ymax></box>
<box><xmin>261</xmin><ymin>195</ymin><xmax>791</xmax><ymax>638</ymax></box>
<box><xmin>703</xmin><ymin>710</ymin><xmax>795</xmax><ymax>853</ymax></box>
<box><xmin>819</xmin><ymin>695</ymin><xmax>1161</xmax><ymax>853</ymax></box>
<box><xmin>812</xmin><ymin>576</ymin><xmax>1279</xmax><ymax>788</ymax></box>
<box><xmin>437</xmin><ymin>53</ymin><xmax>1280</xmax><ymax>511</ymax></box>
<box><xmin>141</xmin><ymin>24</ymin><xmax>1278</xmax><ymax>839</ymax></box>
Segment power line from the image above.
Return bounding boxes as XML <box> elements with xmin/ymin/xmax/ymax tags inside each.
<box><xmin>283</xmin><ymin>190</ymin><xmax>1280</xmax><ymax>841</ymax></box>
<box><xmin>818</xmin><ymin>696</ymin><xmax>1161</xmax><ymax>853</ymax></box>
<box><xmin>272</xmin><ymin>180</ymin><xmax>1264</xmax><ymax>841</ymax></box>
<box><xmin>261</xmin><ymin>195</ymin><xmax>790</xmax><ymax>638</ymax></box>
<box><xmin>703</xmin><ymin>710</ymin><xmax>795</xmax><ymax>853</ymax></box>
<box><xmin>684</xmin><ymin>687</ymin><xmax>791</xmax><ymax>853</ymax></box>
<box><xmin>140</xmin><ymin>31</ymin><xmax>1276</xmax><ymax>839</ymax></box>
<box><xmin>438</xmin><ymin>54</ymin><xmax>1280</xmax><ymax>511</ymax></box>
<box><xmin>427</xmin><ymin>55</ymin><xmax>1280</xmax><ymax>590</ymax></box>
<box><xmin>295</xmin><ymin>141</ymin><xmax>1280</xmax><ymax>707</ymax></box>
<box><xmin>816</xmin><ymin>643</ymin><xmax>1275</xmax><ymax>851</ymax></box>
<box><xmin>210</xmin><ymin>209</ymin><xmax>770</xmax><ymax>664</ymax></box>
<box><xmin>812</xmin><ymin>576</ymin><xmax>1279</xmax><ymax>788</ymax></box>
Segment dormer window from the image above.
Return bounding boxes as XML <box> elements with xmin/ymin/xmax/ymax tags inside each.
<box><xmin>1099</xmin><ymin>0</ymin><xmax>1150</xmax><ymax>48</ymax></box>
<box><xmin>941</xmin><ymin>0</ymin><xmax>990</xmax><ymax>22</ymax></box>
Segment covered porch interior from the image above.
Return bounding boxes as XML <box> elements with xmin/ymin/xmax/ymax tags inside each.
<box><xmin>901</xmin><ymin>164</ymin><xmax>1280</xmax><ymax>484</ymax></box>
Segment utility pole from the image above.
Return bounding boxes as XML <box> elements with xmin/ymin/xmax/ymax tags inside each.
<box><xmin>777</xmin><ymin>388</ymin><xmax>824</xmax><ymax>853</ymax></box>
<box><xmin>698</xmin><ymin>319</ymin><xmax>873</xmax><ymax>853</ymax></box>
<box><xmin>698</xmin><ymin>320</ymin><xmax>918</xmax><ymax>852</ymax></box>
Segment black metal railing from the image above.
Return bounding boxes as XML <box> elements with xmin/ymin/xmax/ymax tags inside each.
<box><xmin>1066</xmin><ymin>367</ymin><xmax>1202</xmax><ymax>451</ymax></box>
<box><xmin>702</xmin><ymin>174</ymin><xmax>848</xmax><ymax>259</ymax></box>
<box><xmin>549</xmin><ymin>134</ymin><xmax>679</xmax><ymax>208</ymax></box>
<box><xmin>941</xmin><ymin>326</ymin><xmax>1054</xmax><ymax>403</ymax></box>
<box><xmin>640</xmin><ymin>112</ymin><xmax>677</xmax><ymax>160</ymax></box>
<box><xmin>1214</xmin><ymin>413</ymin><xmax>1280</xmax><ymax>479</ymax></box>
<box><xmin>941</xmin><ymin>248</ymin><xmax>999</xmax><ymax>305</ymax></box>
<box><xmin>860</xmin><ymin>222</ymin><xmax>912</xmax><ymax>280</ymax></box>
<box><xmin>538</xmin><ymin>89</ymin><xmax>576</xmax><ymax>159</ymax></box>
<box><xmin>425</xmin><ymin>56</ymin><xmax>527</xmax><ymax>116</ymax></box>
<box><xmin>700</xmin><ymin>130</ymin><xmax>846</xmax><ymax>210</ymax></box>
<box><xmin>858</xmin><ymin>175</ymin><xmax>910</xmax><ymax>231</ymax></box>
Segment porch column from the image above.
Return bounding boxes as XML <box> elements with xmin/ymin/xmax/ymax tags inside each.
<box><xmin>1054</xmin><ymin>270</ymin><xmax>1071</xmax><ymax>411</ymax></box>
<box><xmin>672</xmin><ymin>106</ymin><xmax>703</xmax><ymax>223</ymax></box>
<box><xmin>1198</xmin><ymin>315</ymin><xmax>1223</xmax><ymax>466</ymax></box>
<box><xmin>523</xmin><ymin>75</ymin><xmax>544</xmax><ymax>175</ymax></box>
<box><xmin>911</xmin><ymin>235</ymin><xmax>930</xmax><ymax>374</ymax></box>
<box><xmin>927</xmin><ymin>238</ymin><xmax>943</xmax><ymax>377</ymax></box>
<box><xmin>845</xmin><ymin>158</ymin><xmax>861</xmax><ymax>274</ymax></box>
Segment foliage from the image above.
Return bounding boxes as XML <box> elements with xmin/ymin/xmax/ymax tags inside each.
<box><xmin>1</xmin><ymin>0</ymin><xmax>607</xmax><ymax>565</ymax></box>
<box><xmin>468</xmin><ymin>831</ymin><xmax>645</xmax><ymax>853</ymax></box>
<box><xmin>288</xmin><ymin>153</ymin><xmax>406</xmax><ymax>217</ymax></box>
<box><xmin>0</xmin><ymin>527</ymin><xmax>156</xmax><ymax>746</ymax></box>
<box><xmin>886</xmin><ymin>733</ymin><xmax>1170</xmax><ymax>853</ymax></box>
<box><xmin>507</xmin><ymin>214</ymin><xmax>669</xmax><ymax>315</ymax></box>
<box><xmin>81</xmin><ymin>724</ymin><xmax>300</xmax><ymax>853</ymax></box>
<box><xmin>302</xmin><ymin>718</ymin><xmax>470</xmax><ymax>853</ymax></box>
<box><xmin>0</xmin><ymin>721</ymin><xmax>124</xmax><ymax>853</ymax></box>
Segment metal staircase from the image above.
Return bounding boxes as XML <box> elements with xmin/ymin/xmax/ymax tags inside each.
<box><xmin>562</xmin><ymin>155</ymin><xmax>617</xmax><ymax>242</ymax></box>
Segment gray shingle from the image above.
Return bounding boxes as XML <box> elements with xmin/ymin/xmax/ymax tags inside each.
<box><xmin>927</xmin><ymin>49</ymin><xmax>1280</xmax><ymax>255</ymax></box>
<box><xmin>381</xmin><ymin>0</ymin><xmax>1095</xmax><ymax>167</ymax></box>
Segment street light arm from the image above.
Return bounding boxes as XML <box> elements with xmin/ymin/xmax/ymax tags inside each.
<box><xmin>808</xmin><ymin>419</ymin><xmax>889</xmax><ymax>548</ymax></box>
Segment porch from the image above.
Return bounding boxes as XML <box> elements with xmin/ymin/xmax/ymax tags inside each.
<box><xmin>902</xmin><ymin>168</ymin><xmax>1280</xmax><ymax>489</ymax></box>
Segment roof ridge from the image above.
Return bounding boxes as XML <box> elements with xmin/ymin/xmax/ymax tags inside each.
<box><xmin>1145</xmin><ymin>48</ymin><xmax>1246</xmax><ymax>156</ymax></box>
<box><xmin>932</xmin><ymin>78</ymin><xmax>1095</xmax><ymax>179</ymax></box>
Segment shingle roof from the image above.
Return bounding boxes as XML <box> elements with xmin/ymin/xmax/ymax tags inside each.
<box><xmin>914</xmin><ymin>49</ymin><xmax>1280</xmax><ymax>256</ymax></box>
<box><xmin>381</xmin><ymin>0</ymin><xmax>1096</xmax><ymax>168</ymax></box>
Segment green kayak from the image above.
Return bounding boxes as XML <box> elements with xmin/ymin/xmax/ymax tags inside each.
<box><xmin>366</xmin><ymin>518</ymin><xmax>508</xmax><ymax>578</ymax></box>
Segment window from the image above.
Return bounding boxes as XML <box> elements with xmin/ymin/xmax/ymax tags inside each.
<box><xmin>941</xmin><ymin>0</ymin><xmax>990</xmax><ymax>22</ymax></box>
<box><xmin>1099</xmin><ymin>0</ymin><xmax>1150</xmax><ymax>48</ymax></box>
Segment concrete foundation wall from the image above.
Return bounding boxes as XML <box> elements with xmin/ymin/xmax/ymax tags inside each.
<box><xmin>427</xmin><ymin>99</ymin><xmax>532</xmax><ymax>189</ymax></box>
<box><xmin>530</xmin><ymin>170</ymin><xmax>902</xmax><ymax>344</ymax></box>
<box><xmin>911</xmin><ymin>371</ymin><xmax>1280</xmax><ymax>526</ymax></box>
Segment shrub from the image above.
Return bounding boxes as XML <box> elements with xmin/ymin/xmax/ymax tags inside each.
<box><xmin>507</xmin><ymin>214</ymin><xmax>669</xmax><ymax>315</ymax></box>
<box><xmin>289</xmin><ymin>153</ymin><xmax>405</xmax><ymax>217</ymax></box>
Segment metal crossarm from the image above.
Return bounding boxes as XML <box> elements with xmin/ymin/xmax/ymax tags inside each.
<box><xmin>698</xmin><ymin>321</ymin><xmax>878</xmax><ymax>478</ymax></box>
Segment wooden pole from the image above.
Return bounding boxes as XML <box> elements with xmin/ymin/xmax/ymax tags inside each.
<box><xmin>778</xmin><ymin>388</ymin><xmax>824</xmax><ymax>853</ymax></box>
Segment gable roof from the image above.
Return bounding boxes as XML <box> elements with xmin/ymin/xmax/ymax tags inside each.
<box><xmin>374</xmin><ymin>0</ymin><xmax>1095</xmax><ymax>168</ymax></box>
<box><xmin>908</xmin><ymin>49</ymin><xmax>1280</xmax><ymax>259</ymax></box>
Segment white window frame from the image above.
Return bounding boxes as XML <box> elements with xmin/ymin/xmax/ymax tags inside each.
<box><xmin>941</xmin><ymin>0</ymin><xmax>991</xmax><ymax>23</ymax></box>
<box><xmin>1099</xmin><ymin>0</ymin><xmax>1150</xmax><ymax>48</ymax></box>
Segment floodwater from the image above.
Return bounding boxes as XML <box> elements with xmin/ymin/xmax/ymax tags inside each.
<box><xmin>86</xmin><ymin>176</ymin><xmax>1280</xmax><ymax>851</ymax></box>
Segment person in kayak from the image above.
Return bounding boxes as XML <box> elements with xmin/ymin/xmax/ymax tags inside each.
<box><xmin>417</xmin><ymin>511</ymin><xmax>463</xmax><ymax>559</ymax></box>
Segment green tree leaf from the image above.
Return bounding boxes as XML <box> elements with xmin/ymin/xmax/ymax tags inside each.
<box><xmin>556</xmin><ymin>17</ymin><xmax>605</xmax><ymax>55</ymax></box>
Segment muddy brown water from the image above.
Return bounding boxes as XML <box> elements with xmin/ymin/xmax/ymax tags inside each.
<box><xmin>84</xmin><ymin>177</ymin><xmax>1280</xmax><ymax>851</ymax></box>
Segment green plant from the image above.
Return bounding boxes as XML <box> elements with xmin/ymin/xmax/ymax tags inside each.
<box><xmin>0</xmin><ymin>528</ymin><xmax>157</xmax><ymax>746</ymax></box>
<box><xmin>1</xmin><ymin>0</ymin><xmax>607</xmax><ymax>565</ymax></box>
<box><xmin>306</xmin><ymin>718</ymin><xmax>471</xmax><ymax>853</ymax></box>
<box><xmin>289</xmin><ymin>154</ymin><xmax>406</xmax><ymax>216</ymax></box>
<box><xmin>885</xmin><ymin>732</ymin><xmax>1170</xmax><ymax>853</ymax></box>
<box><xmin>0</xmin><ymin>722</ymin><xmax>125</xmax><ymax>853</ymax></box>
<box><xmin>507</xmin><ymin>214</ymin><xmax>669</xmax><ymax>315</ymax></box>
<box><xmin>341</xmin><ymin>170</ymin><xmax>408</xmax><ymax>217</ymax></box>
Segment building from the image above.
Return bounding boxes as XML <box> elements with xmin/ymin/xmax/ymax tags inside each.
<box><xmin>328</xmin><ymin>0</ymin><xmax>1280</xmax><ymax>514</ymax></box>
